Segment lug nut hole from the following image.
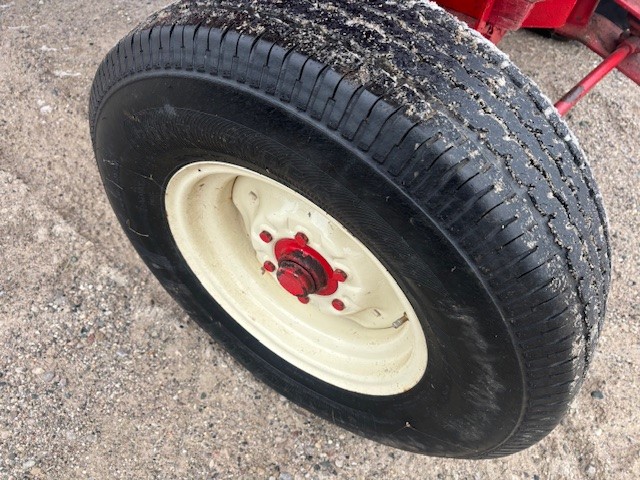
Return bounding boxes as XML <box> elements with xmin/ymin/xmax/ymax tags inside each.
<box><xmin>259</xmin><ymin>231</ymin><xmax>273</xmax><ymax>243</ymax></box>
<box><xmin>332</xmin><ymin>299</ymin><xmax>345</xmax><ymax>311</ymax></box>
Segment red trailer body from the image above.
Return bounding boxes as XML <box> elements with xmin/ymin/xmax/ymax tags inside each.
<box><xmin>436</xmin><ymin>0</ymin><xmax>640</xmax><ymax>113</ymax></box>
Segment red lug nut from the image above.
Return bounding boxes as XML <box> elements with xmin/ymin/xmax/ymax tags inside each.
<box><xmin>331</xmin><ymin>299</ymin><xmax>345</xmax><ymax>311</ymax></box>
<box><xmin>294</xmin><ymin>232</ymin><xmax>308</xmax><ymax>246</ymax></box>
<box><xmin>333</xmin><ymin>269</ymin><xmax>347</xmax><ymax>282</ymax></box>
<box><xmin>259</xmin><ymin>231</ymin><xmax>273</xmax><ymax>243</ymax></box>
<box><xmin>263</xmin><ymin>261</ymin><xmax>276</xmax><ymax>272</ymax></box>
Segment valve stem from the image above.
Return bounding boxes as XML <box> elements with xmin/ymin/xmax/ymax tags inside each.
<box><xmin>392</xmin><ymin>314</ymin><xmax>408</xmax><ymax>329</ymax></box>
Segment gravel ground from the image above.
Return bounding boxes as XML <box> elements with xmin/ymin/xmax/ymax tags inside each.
<box><xmin>1</xmin><ymin>1</ymin><xmax>638</xmax><ymax>479</ymax></box>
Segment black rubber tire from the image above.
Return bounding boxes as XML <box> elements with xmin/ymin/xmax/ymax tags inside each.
<box><xmin>89</xmin><ymin>1</ymin><xmax>610</xmax><ymax>458</ymax></box>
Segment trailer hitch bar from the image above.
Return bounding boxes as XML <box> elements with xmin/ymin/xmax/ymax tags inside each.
<box><xmin>553</xmin><ymin>2</ymin><xmax>640</xmax><ymax>116</ymax></box>
<box><xmin>555</xmin><ymin>37</ymin><xmax>640</xmax><ymax>115</ymax></box>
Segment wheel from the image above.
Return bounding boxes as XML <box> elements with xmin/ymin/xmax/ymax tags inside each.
<box><xmin>89</xmin><ymin>1</ymin><xmax>610</xmax><ymax>458</ymax></box>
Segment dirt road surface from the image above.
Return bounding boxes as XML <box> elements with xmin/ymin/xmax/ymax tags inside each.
<box><xmin>1</xmin><ymin>1</ymin><xmax>638</xmax><ymax>479</ymax></box>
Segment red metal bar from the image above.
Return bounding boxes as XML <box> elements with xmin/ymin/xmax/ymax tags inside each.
<box><xmin>523</xmin><ymin>0</ymin><xmax>583</xmax><ymax>28</ymax></box>
<box><xmin>440</xmin><ymin>0</ymin><xmax>640</xmax><ymax>88</ymax></box>
<box><xmin>555</xmin><ymin>42</ymin><xmax>637</xmax><ymax>114</ymax></box>
<box><xmin>556</xmin><ymin>13</ymin><xmax>640</xmax><ymax>84</ymax></box>
<box><xmin>439</xmin><ymin>0</ymin><xmax>581</xmax><ymax>31</ymax></box>
<box><xmin>475</xmin><ymin>0</ymin><xmax>498</xmax><ymax>28</ymax></box>
<box><xmin>565</xmin><ymin>0</ymin><xmax>600</xmax><ymax>25</ymax></box>
<box><xmin>614</xmin><ymin>0</ymin><xmax>640</xmax><ymax>19</ymax></box>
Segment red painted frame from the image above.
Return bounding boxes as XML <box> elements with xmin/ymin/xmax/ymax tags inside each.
<box><xmin>437</xmin><ymin>0</ymin><xmax>598</xmax><ymax>41</ymax></box>
<box><xmin>438</xmin><ymin>0</ymin><xmax>640</xmax><ymax>88</ymax></box>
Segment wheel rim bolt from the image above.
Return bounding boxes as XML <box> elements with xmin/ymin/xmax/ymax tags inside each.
<box><xmin>298</xmin><ymin>296</ymin><xmax>310</xmax><ymax>304</ymax></box>
<box><xmin>333</xmin><ymin>269</ymin><xmax>347</xmax><ymax>282</ymax></box>
<box><xmin>332</xmin><ymin>299</ymin><xmax>345</xmax><ymax>311</ymax></box>
<box><xmin>263</xmin><ymin>261</ymin><xmax>276</xmax><ymax>272</ymax></box>
<box><xmin>259</xmin><ymin>230</ymin><xmax>273</xmax><ymax>243</ymax></box>
<box><xmin>295</xmin><ymin>232</ymin><xmax>308</xmax><ymax>246</ymax></box>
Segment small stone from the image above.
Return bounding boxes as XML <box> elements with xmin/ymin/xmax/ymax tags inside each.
<box><xmin>585</xmin><ymin>464</ymin><xmax>597</xmax><ymax>477</ymax></box>
<box><xmin>279</xmin><ymin>473</ymin><xmax>293</xmax><ymax>480</ymax></box>
<box><xmin>42</xmin><ymin>371</ymin><xmax>55</xmax><ymax>382</ymax></box>
<box><xmin>39</xmin><ymin>105</ymin><xmax>53</xmax><ymax>115</ymax></box>
<box><xmin>23</xmin><ymin>460</ymin><xmax>36</xmax><ymax>469</ymax></box>
<box><xmin>53</xmin><ymin>70</ymin><xmax>81</xmax><ymax>78</ymax></box>
<box><xmin>32</xmin><ymin>367</ymin><xmax>44</xmax><ymax>376</ymax></box>
<box><xmin>591</xmin><ymin>390</ymin><xmax>604</xmax><ymax>400</ymax></box>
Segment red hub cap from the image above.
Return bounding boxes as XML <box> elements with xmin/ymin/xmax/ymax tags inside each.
<box><xmin>276</xmin><ymin>258</ymin><xmax>324</xmax><ymax>297</ymax></box>
<box><xmin>272</xmin><ymin>234</ymin><xmax>345</xmax><ymax>301</ymax></box>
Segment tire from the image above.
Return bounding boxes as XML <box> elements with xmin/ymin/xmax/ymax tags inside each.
<box><xmin>89</xmin><ymin>1</ymin><xmax>610</xmax><ymax>458</ymax></box>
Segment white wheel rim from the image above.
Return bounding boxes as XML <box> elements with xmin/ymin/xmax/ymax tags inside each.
<box><xmin>165</xmin><ymin>161</ymin><xmax>427</xmax><ymax>395</ymax></box>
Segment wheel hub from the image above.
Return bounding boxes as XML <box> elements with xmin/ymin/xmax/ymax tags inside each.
<box><xmin>272</xmin><ymin>236</ymin><xmax>340</xmax><ymax>301</ymax></box>
<box><xmin>276</xmin><ymin>256</ymin><xmax>326</xmax><ymax>297</ymax></box>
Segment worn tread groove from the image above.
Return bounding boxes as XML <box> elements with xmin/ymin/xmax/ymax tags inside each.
<box><xmin>485</xmin><ymin>246</ymin><xmax>539</xmax><ymax>278</ymax></box>
<box><xmin>517</xmin><ymin>256</ymin><xmax>557</xmax><ymax>280</ymax></box>
<box><xmin>522</xmin><ymin>332</ymin><xmax>574</xmax><ymax>350</ymax></box>
<box><xmin>497</xmin><ymin>276</ymin><xmax>553</xmax><ymax>299</ymax></box>
<box><xmin>297</xmin><ymin>64</ymin><xmax>329</xmax><ymax>111</ymax></box>
<box><xmin>476</xmin><ymin>193</ymin><xmax>517</xmax><ymax>224</ymax></box>
<box><xmin>441</xmin><ymin>184</ymin><xmax>494</xmax><ymax>230</ymax></box>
